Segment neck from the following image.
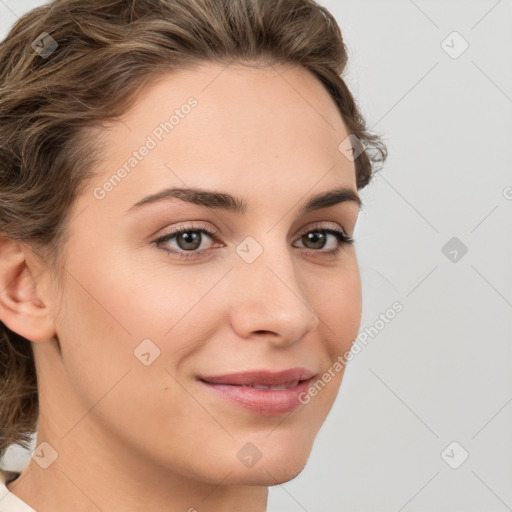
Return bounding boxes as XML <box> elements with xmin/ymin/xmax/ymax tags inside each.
<box><xmin>7</xmin><ymin>434</ymin><xmax>269</xmax><ymax>512</ymax></box>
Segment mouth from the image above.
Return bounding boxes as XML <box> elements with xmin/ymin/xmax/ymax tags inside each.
<box><xmin>219</xmin><ymin>380</ymin><xmax>301</xmax><ymax>390</ymax></box>
<box><xmin>197</xmin><ymin>367</ymin><xmax>316</xmax><ymax>387</ymax></box>
<box><xmin>196</xmin><ymin>368</ymin><xmax>317</xmax><ymax>415</ymax></box>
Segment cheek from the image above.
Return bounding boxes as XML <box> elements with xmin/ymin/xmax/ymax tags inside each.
<box><xmin>52</xmin><ymin>266</ymin><xmax>202</xmax><ymax>448</ymax></box>
<box><xmin>53</xmin><ymin>275</ymin><xmax>135</xmax><ymax>409</ymax></box>
<box><xmin>290</xmin><ymin>256</ymin><xmax>361</xmax><ymax>412</ymax></box>
<box><xmin>309</xmin><ymin>256</ymin><xmax>362</xmax><ymax>352</ymax></box>
<box><xmin>54</xmin><ymin>243</ymin><xmax>224</xmax><ymax>396</ymax></box>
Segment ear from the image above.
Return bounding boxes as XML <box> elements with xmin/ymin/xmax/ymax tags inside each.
<box><xmin>0</xmin><ymin>235</ymin><xmax>56</xmax><ymax>343</ymax></box>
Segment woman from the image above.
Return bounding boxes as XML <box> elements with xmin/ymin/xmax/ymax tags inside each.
<box><xmin>0</xmin><ymin>0</ymin><xmax>387</xmax><ymax>510</ymax></box>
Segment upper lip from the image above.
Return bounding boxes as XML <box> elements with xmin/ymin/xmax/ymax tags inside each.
<box><xmin>197</xmin><ymin>367</ymin><xmax>316</xmax><ymax>387</ymax></box>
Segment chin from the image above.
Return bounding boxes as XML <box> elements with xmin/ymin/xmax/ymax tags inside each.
<box><xmin>213</xmin><ymin>444</ymin><xmax>313</xmax><ymax>487</ymax></box>
<box><xmin>220</xmin><ymin>460</ymin><xmax>310</xmax><ymax>487</ymax></box>
<box><xmin>265</xmin><ymin>460</ymin><xmax>309</xmax><ymax>485</ymax></box>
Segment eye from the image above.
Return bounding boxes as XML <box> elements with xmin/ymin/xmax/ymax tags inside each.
<box><xmin>293</xmin><ymin>227</ymin><xmax>354</xmax><ymax>255</ymax></box>
<box><xmin>152</xmin><ymin>223</ymin><xmax>354</xmax><ymax>260</ymax></box>
<box><xmin>153</xmin><ymin>222</ymin><xmax>219</xmax><ymax>259</ymax></box>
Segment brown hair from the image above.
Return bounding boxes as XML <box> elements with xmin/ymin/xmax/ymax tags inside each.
<box><xmin>0</xmin><ymin>0</ymin><xmax>387</xmax><ymax>458</ymax></box>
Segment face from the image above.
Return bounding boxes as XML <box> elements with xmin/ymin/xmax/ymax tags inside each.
<box><xmin>39</xmin><ymin>62</ymin><xmax>362</xmax><ymax>486</ymax></box>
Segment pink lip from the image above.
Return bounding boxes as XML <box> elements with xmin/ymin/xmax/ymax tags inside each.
<box><xmin>197</xmin><ymin>368</ymin><xmax>316</xmax><ymax>415</ymax></box>
<box><xmin>197</xmin><ymin>367</ymin><xmax>316</xmax><ymax>387</ymax></box>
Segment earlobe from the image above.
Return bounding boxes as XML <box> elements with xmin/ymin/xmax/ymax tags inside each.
<box><xmin>0</xmin><ymin>235</ymin><xmax>56</xmax><ymax>343</ymax></box>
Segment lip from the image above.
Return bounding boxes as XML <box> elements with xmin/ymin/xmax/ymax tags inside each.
<box><xmin>197</xmin><ymin>368</ymin><xmax>316</xmax><ymax>416</ymax></box>
<box><xmin>197</xmin><ymin>367</ymin><xmax>316</xmax><ymax>387</ymax></box>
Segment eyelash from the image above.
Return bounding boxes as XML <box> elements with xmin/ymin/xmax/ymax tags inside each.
<box><xmin>152</xmin><ymin>222</ymin><xmax>354</xmax><ymax>260</ymax></box>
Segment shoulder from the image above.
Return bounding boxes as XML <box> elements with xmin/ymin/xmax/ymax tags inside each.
<box><xmin>0</xmin><ymin>467</ymin><xmax>36</xmax><ymax>512</ymax></box>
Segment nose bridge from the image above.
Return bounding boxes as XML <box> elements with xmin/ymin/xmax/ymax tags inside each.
<box><xmin>230</xmin><ymin>233</ymin><xmax>319</xmax><ymax>343</ymax></box>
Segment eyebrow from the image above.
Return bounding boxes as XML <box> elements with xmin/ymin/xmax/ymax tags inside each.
<box><xmin>124</xmin><ymin>186</ymin><xmax>362</xmax><ymax>216</ymax></box>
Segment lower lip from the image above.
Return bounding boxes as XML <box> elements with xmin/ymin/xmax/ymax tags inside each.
<box><xmin>198</xmin><ymin>378</ymin><xmax>314</xmax><ymax>415</ymax></box>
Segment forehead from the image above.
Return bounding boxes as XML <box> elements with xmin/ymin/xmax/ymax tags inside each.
<box><xmin>117</xmin><ymin>62</ymin><xmax>349</xmax><ymax>147</ymax></box>
<box><xmin>79</xmin><ymin>62</ymin><xmax>356</xmax><ymax>216</ymax></box>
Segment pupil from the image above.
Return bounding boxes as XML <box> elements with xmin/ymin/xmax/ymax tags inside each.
<box><xmin>304</xmin><ymin>231</ymin><xmax>326</xmax><ymax>249</ymax></box>
<box><xmin>178</xmin><ymin>231</ymin><xmax>201</xmax><ymax>250</ymax></box>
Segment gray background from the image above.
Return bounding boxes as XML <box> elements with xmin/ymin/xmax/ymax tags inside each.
<box><xmin>1</xmin><ymin>1</ymin><xmax>511</xmax><ymax>510</ymax></box>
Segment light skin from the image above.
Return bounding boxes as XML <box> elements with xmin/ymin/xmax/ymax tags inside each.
<box><xmin>0</xmin><ymin>62</ymin><xmax>362</xmax><ymax>512</ymax></box>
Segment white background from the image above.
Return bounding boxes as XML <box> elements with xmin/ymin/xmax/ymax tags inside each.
<box><xmin>1</xmin><ymin>1</ymin><xmax>511</xmax><ymax>510</ymax></box>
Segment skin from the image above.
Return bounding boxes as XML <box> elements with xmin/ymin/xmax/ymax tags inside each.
<box><xmin>0</xmin><ymin>62</ymin><xmax>362</xmax><ymax>512</ymax></box>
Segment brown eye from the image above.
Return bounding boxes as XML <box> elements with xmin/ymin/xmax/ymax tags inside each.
<box><xmin>301</xmin><ymin>231</ymin><xmax>328</xmax><ymax>250</ymax></box>
<box><xmin>174</xmin><ymin>231</ymin><xmax>203</xmax><ymax>251</ymax></box>
<box><xmin>294</xmin><ymin>228</ymin><xmax>353</xmax><ymax>252</ymax></box>
<box><xmin>154</xmin><ymin>225</ymin><xmax>219</xmax><ymax>259</ymax></box>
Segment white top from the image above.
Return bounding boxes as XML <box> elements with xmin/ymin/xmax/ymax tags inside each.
<box><xmin>0</xmin><ymin>468</ymin><xmax>35</xmax><ymax>512</ymax></box>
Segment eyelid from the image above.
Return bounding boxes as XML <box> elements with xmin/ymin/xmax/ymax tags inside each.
<box><xmin>154</xmin><ymin>220</ymin><xmax>350</xmax><ymax>243</ymax></box>
<box><xmin>296</xmin><ymin>221</ymin><xmax>350</xmax><ymax>238</ymax></box>
<box><xmin>154</xmin><ymin>220</ymin><xmax>219</xmax><ymax>239</ymax></box>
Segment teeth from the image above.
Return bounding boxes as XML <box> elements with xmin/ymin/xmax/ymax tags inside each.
<box><xmin>248</xmin><ymin>380</ymin><xmax>299</xmax><ymax>390</ymax></box>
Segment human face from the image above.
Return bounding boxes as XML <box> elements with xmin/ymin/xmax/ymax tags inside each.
<box><xmin>42</xmin><ymin>62</ymin><xmax>362</xmax><ymax>487</ymax></box>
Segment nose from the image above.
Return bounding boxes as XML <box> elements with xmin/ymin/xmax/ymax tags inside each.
<box><xmin>229</xmin><ymin>242</ymin><xmax>320</xmax><ymax>347</ymax></box>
